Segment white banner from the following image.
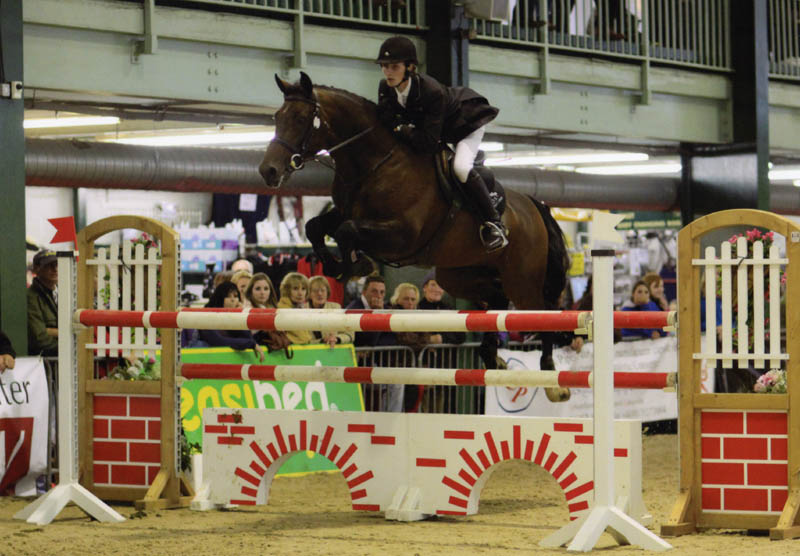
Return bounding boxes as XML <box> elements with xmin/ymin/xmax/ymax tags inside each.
<box><xmin>0</xmin><ymin>357</ymin><xmax>49</xmax><ymax>496</ymax></box>
<box><xmin>486</xmin><ymin>337</ymin><xmax>693</xmax><ymax>421</ymax></box>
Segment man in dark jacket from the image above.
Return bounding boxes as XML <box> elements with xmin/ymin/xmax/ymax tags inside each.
<box><xmin>375</xmin><ymin>36</ymin><xmax>508</xmax><ymax>253</ymax></box>
<box><xmin>27</xmin><ymin>250</ymin><xmax>59</xmax><ymax>356</ymax></box>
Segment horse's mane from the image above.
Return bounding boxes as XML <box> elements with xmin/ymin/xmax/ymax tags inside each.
<box><xmin>309</xmin><ymin>84</ymin><xmax>380</xmax><ymax>125</ymax></box>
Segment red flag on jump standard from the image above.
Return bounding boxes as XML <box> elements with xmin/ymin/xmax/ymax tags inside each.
<box><xmin>48</xmin><ymin>216</ymin><xmax>77</xmax><ymax>246</ymax></box>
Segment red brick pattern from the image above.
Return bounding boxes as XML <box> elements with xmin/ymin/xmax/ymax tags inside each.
<box><xmin>700</xmin><ymin>410</ymin><xmax>788</xmax><ymax>515</ymax></box>
<box><xmin>93</xmin><ymin>395</ymin><xmax>162</xmax><ymax>488</ymax></box>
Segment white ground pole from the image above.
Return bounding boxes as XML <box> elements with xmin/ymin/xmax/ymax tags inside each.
<box><xmin>15</xmin><ymin>253</ymin><xmax>125</xmax><ymax>525</ymax></box>
<box><xmin>541</xmin><ymin>212</ymin><xmax>672</xmax><ymax>552</ymax></box>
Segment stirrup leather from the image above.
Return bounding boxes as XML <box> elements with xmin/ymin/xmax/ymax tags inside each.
<box><xmin>480</xmin><ymin>221</ymin><xmax>509</xmax><ymax>253</ymax></box>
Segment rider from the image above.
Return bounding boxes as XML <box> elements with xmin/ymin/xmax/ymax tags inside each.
<box><xmin>375</xmin><ymin>36</ymin><xmax>509</xmax><ymax>253</ymax></box>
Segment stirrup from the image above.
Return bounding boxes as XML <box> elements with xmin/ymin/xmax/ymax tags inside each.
<box><xmin>480</xmin><ymin>221</ymin><xmax>509</xmax><ymax>253</ymax></box>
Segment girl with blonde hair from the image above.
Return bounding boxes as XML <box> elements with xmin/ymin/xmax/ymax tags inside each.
<box><xmin>277</xmin><ymin>272</ymin><xmax>313</xmax><ymax>345</ymax></box>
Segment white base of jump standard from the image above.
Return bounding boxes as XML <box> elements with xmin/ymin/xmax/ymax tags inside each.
<box><xmin>192</xmin><ymin>409</ymin><xmax>653</xmax><ymax>530</ymax></box>
<box><xmin>14</xmin><ymin>483</ymin><xmax>125</xmax><ymax>526</ymax></box>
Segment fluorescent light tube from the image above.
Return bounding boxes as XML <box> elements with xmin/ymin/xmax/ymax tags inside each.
<box><xmin>24</xmin><ymin>116</ymin><xmax>121</xmax><ymax>129</ymax></box>
<box><xmin>109</xmin><ymin>131</ymin><xmax>276</xmax><ymax>147</ymax></box>
<box><xmin>484</xmin><ymin>152</ymin><xmax>648</xmax><ymax>167</ymax></box>
<box><xmin>575</xmin><ymin>163</ymin><xmax>681</xmax><ymax>175</ymax></box>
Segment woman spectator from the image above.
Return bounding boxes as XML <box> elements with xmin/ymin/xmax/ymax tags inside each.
<box><xmin>277</xmin><ymin>272</ymin><xmax>314</xmax><ymax>345</ymax></box>
<box><xmin>642</xmin><ymin>272</ymin><xmax>670</xmax><ymax>311</ymax></box>
<box><xmin>417</xmin><ymin>276</ymin><xmax>465</xmax><ymax>345</ymax></box>
<box><xmin>620</xmin><ymin>280</ymin><xmax>667</xmax><ymax>340</ymax></box>
<box><xmin>245</xmin><ymin>273</ymin><xmax>293</xmax><ymax>356</ymax></box>
<box><xmin>197</xmin><ymin>281</ymin><xmax>265</xmax><ymax>361</ymax></box>
<box><xmin>231</xmin><ymin>270</ymin><xmax>253</xmax><ymax>305</ymax></box>
<box><xmin>308</xmin><ymin>276</ymin><xmax>353</xmax><ymax>347</ymax></box>
<box><xmin>245</xmin><ymin>273</ymin><xmax>278</xmax><ymax>309</ymax></box>
<box><xmin>390</xmin><ymin>282</ymin><xmax>432</xmax><ymax>412</ymax></box>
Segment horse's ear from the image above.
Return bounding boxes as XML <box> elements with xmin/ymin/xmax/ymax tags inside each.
<box><xmin>299</xmin><ymin>71</ymin><xmax>313</xmax><ymax>98</ymax></box>
<box><xmin>274</xmin><ymin>74</ymin><xmax>288</xmax><ymax>95</ymax></box>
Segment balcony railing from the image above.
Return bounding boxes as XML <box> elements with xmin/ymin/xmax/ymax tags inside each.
<box><xmin>768</xmin><ymin>0</ymin><xmax>800</xmax><ymax>79</ymax></box>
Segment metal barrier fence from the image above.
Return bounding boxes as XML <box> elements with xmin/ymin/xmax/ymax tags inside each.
<box><xmin>356</xmin><ymin>340</ymin><xmax>542</xmax><ymax>414</ymax></box>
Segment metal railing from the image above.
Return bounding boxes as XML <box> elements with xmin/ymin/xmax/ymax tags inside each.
<box><xmin>769</xmin><ymin>0</ymin><xmax>800</xmax><ymax>79</ymax></box>
<box><xmin>355</xmin><ymin>340</ymin><xmax>542</xmax><ymax>414</ymax></box>
<box><xmin>471</xmin><ymin>0</ymin><xmax>731</xmax><ymax>71</ymax></box>
<box><xmin>178</xmin><ymin>0</ymin><xmax>424</xmax><ymax>29</ymax></box>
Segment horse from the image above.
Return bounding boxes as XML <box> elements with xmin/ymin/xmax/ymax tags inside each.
<box><xmin>259</xmin><ymin>72</ymin><xmax>571</xmax><ymax>402</ymax></box>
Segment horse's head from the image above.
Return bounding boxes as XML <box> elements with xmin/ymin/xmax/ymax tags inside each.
<box><xmin>259</xmin><ymin>72</ymin><xmax>328</xmax><ymax>189</ymax></box>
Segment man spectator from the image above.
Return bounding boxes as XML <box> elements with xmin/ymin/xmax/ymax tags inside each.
<box><xmin>345</xmin><ymin>274</ymin><xmax>396</xmax><ymax>347</ymax></box>
<box><xmin>0</xmin><ymin>330</ymin><xmax>16</xmax><ymax>372</ymax></box>
<box><xmin>231</xmin><ymin>258</ymin><xmax>254</xmax><ymax>274</ymax></box>
<box><xmin>28</xmin><ymin>250</ymin><xmax>59</xmax><ymax>356</ymax></box>
<box><xmin>345</xmin><ymin>274</ymin><xmax>402</xmax><ymax>412</ymax></box>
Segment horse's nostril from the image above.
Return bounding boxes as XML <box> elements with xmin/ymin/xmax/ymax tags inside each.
<box><xmin>259</xmin><ymin>164</ymin><xmax>279</xmax><ymax>186</ymax></box>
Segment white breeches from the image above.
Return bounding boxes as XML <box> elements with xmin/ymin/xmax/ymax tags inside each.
<box><xmin>453</xmin><ymin>125</ymin><xmax>486</xmax><ymax>183</ymax></box>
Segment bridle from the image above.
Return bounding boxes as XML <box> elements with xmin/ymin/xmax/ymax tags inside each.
<box><xmin>271</xmin><ymin>93</ymin><xmax>376</xmax><ymax>174</ymax></box>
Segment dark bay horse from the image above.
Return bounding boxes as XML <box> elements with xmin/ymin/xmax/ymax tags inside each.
<box><xmin>259</xmin><ymin>72</ymin><xmax>571</xmax><ymax>402</ymax></box>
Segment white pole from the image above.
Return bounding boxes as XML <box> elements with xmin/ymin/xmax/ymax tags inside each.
<box><xmin>15</xmin><ymin>253</ymin><xmax>124</xmax><ymax>525</ymax></box>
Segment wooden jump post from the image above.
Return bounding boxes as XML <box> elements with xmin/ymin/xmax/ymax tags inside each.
<box><xmin>662</xmin><ymin>209</ymin><xmax>800</xmax><ymax>540</ymax></box>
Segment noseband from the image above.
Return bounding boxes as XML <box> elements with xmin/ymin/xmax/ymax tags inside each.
<box><xmin>271</xmin><ymin>95</ymin><xmax>321</xmax><ymax>172</ymax></box>
<box><xmin>271</xmin><ymin>93</ymin><xmax>376</xmax><ymax>174</ymax></box>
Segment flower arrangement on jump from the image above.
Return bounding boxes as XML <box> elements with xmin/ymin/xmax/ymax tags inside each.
<box><xmin>754</xmin><ymin>369</ymin><xmax>787</xmax><ymax>394</ymax></box>
<box><xmin>108</xmin><ymin>354</ymin><xmax>161</xmax><ymax>381</ymax></box>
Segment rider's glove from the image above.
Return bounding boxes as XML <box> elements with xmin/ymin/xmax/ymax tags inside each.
<box><xmin>393</xmin><ymin>124</ymin><xmax>415</xmax><ymax>141</ymax></box>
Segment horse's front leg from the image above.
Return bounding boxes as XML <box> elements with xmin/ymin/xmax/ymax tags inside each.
<box><xmin>334</xmin><ymin>219</ymin><xmax>409</xmax><ymax>279</ymax></box>
<box><xmin>305</xmin><ymin>208</ymin><xmax>345</xmax><ymax>278</ymax></box>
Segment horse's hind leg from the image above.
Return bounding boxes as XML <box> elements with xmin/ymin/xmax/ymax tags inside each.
<box><xmin>435</xmin><ymin>267</ymin><xmax>507</xmax><ymax>371</ymax></box>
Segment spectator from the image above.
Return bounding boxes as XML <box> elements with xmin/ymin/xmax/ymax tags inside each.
<box><xmin>27</xmin><ymin>249</ymin><xmax>59</xmax><ymax>356</ymax></box>
<box><xmin>0</xmin><ymin>330</ymin><xmax>16</xmax><ymax>372</ymax></box>
<box><xmin>245</xmin><ymin>273</ymin><xmax>278</xmax><ymax>309</ymax></box>
<box><xmin>418</xmin><ymin>274</ymin><xmax>465</xmax><ymax>345</ymax></box>
<box><xmin>620</xmin><ymin>280</ymin><xmax>666</xmax><ymax>340</ymax></box>
<box><xmin>212</xmin><ymin>270</ymin><xmax>234</xmax><ymax>291</ymax></box>
<box><xmin>245</xmin><ymin>273</ymin><xmax>292</xmax><ymax>356</ymax></box>
<box><xmin>277</xmin><ymin>272</ymin><xmax>314</xmax><ymax>345</ymax></box>
<box><xmin>231</xmin><ymin>270</ymin><xmax>253</xmax><ymax>302</ymax></box>
<box><xmin>345</xmin><ymin>274</ymin><xmax>402</xmax><ymax>412</ymax></box>
<box><xmin>197</xmin><ymin>282</ymin><xmax>265</xmax><ymax>361</ymax></box>
<box><xmin>308</xmin><ymin>276</ymin><xmax>353</xmax><ymax>347</ymax></box>
<box><xmin>391</xmin><ymin>283</ymin><xmax>433</xmax><ymax>352</ymax></box>
<box><xmin>345</xmin><ymin>274</ymin><xmax>396</xmax><ymax>346</ymax></box>
<box><xmin>642</xmin><ymin>272</ymin><xmax>670</xmax><ymax>311</ymax></box>
<box><xmin>231</xmin><ymin>258</ymin><xmax>254</xmax><ymax>274</ymax></box>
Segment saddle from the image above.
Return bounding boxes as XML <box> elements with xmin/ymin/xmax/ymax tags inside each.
<box><xmin>435</xmin><ymin>148</ymin><xmax>507</xmax><ymax>217</ymax></box>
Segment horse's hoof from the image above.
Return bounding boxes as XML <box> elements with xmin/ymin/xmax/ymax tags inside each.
<box><xmin>540</xmin><ymin>356</ymin><xmax>555</xmax><ymax>371</ymax></box>
<box><xmin>494</xmin><ymin>356</ymin><xmax>507</xmax><ymax>370</ymax></box>
<box><xmin>545</xmin><ymin>386</ymin><xmax>571</xmax><ymax>403</ymax></box>
<box><xmin>351</xmin><ymin>253</ymin><xmax>375</xmax><ymax>277</ymax></box>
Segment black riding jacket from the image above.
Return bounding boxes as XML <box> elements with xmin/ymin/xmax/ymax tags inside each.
<box><xmin>377</xmin><ymin>72</ymin><xmax>499</xmax><ymax>154</ymax></box>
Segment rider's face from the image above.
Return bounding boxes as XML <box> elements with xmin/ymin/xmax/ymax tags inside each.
<box><xmin>381</xmin><ymin>62</ymin><xmax>407</xmax><ymax>88</ymax></box>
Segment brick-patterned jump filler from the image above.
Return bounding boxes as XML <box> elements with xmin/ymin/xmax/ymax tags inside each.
<box><xmin>193</xmin><ymin>409</ymin><xmax>651</xmax><ymax>526</ymax></box>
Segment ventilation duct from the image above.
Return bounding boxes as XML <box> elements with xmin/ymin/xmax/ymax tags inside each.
<box><xmin>24</xmin><ymin>139</ymin><xmax>798</xmax><ymax>214</ymax></box>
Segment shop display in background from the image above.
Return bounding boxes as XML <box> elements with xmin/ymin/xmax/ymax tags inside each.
<box><xmin>173</xmin><ymin>221</ymin><xmax>242</xmax><ymax>272</ymax></box>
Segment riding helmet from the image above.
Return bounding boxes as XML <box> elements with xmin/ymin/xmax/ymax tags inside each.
<box><xmin>375</xmin><ymin>36</ymin><xmax>418</xmax><ymax>65</ymax></box>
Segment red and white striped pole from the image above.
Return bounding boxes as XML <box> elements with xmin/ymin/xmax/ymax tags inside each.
<box><xmin>179</xmin><ymin>363</ymin><xmax>676</xmax><ymax>390</ymax></box>
<box><xmin>74</xmin><ymin>308</ymin><xmax>674</xmax><ymax>332</ymax></box>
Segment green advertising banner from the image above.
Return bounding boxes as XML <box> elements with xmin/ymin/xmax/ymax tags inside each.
<box><xmin>180</xmin><ymin>344</ymin><xmax>363</xmax><ymax>475</ymax></box>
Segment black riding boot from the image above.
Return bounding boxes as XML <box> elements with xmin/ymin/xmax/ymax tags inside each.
<box><xmin>462</xmin><ymin>169</ymin><xmax>509</xmax><ymax>253</ymax></box>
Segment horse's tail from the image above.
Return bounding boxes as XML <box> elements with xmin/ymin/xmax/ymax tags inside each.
<box><xmin>530</xmin><ymin>197</ymin><xmax>570</xmax><ymax>309</ymax></box>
